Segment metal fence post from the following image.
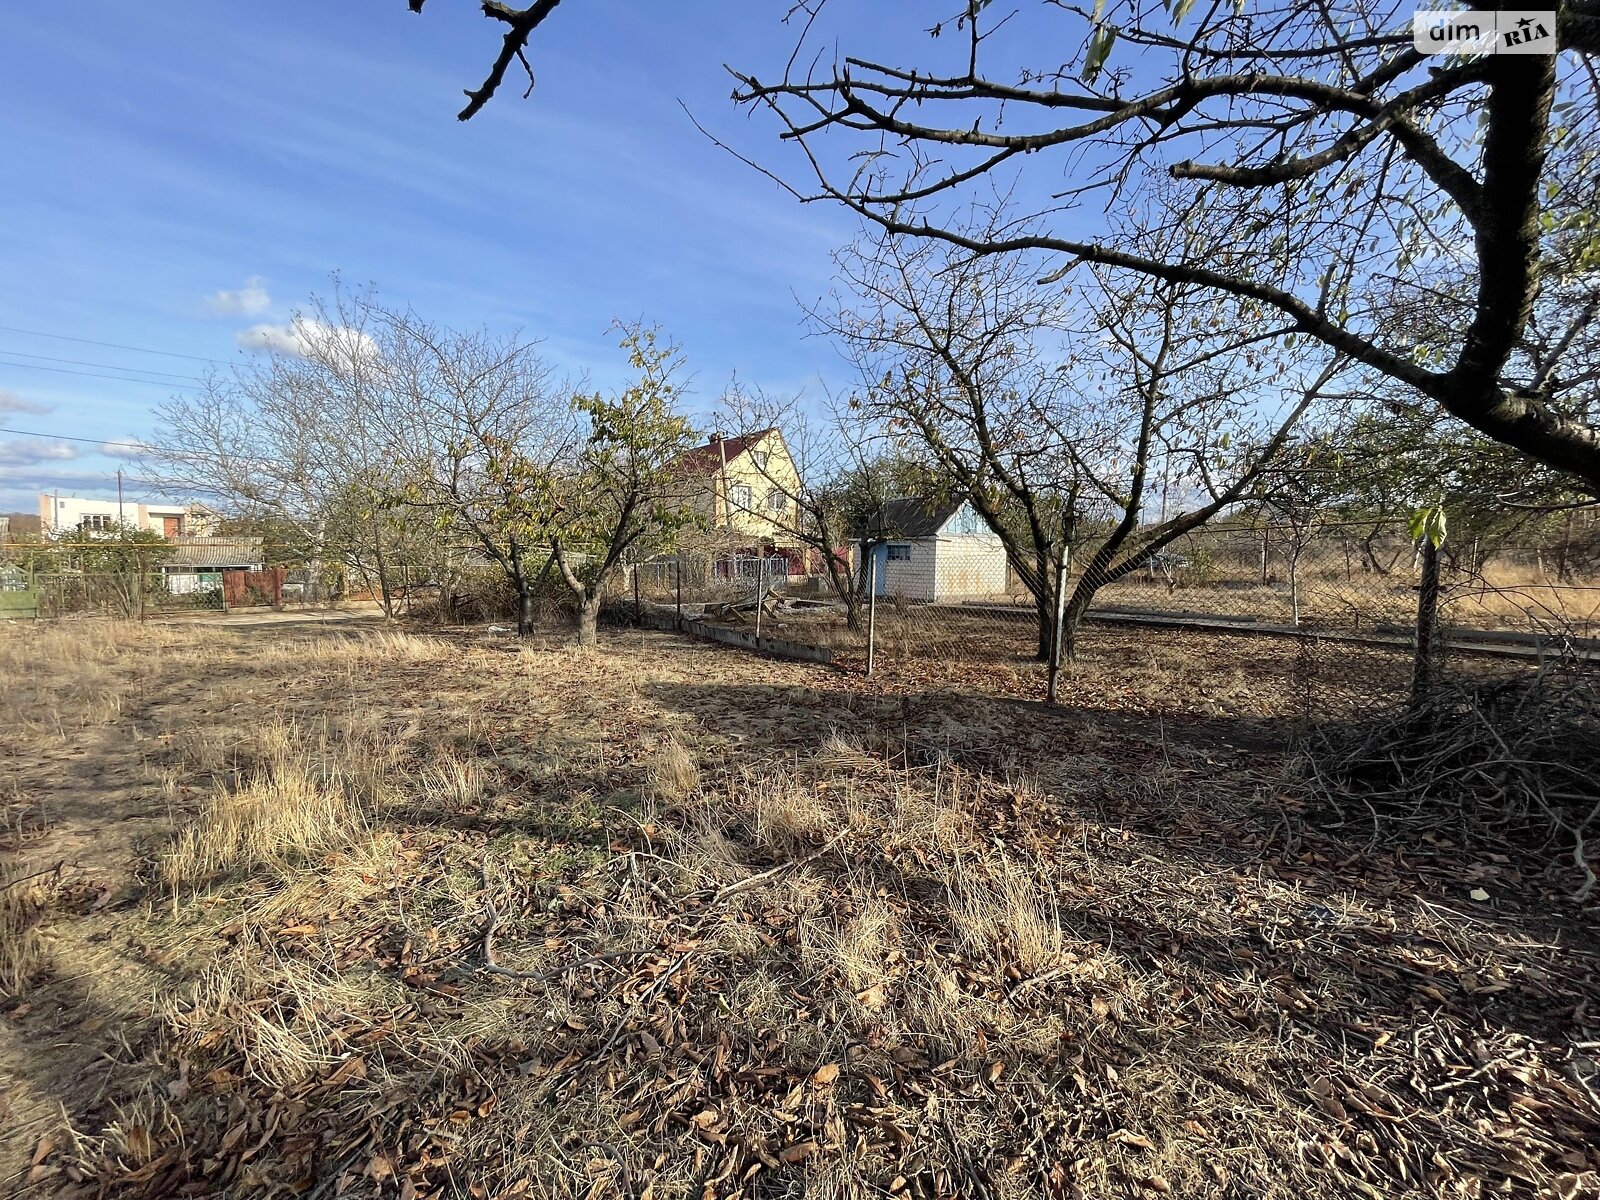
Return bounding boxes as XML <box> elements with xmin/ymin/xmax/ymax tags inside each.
<box><xmin>1046</xmin><ymin>556</ymin><xmax>1068</xmax><ymax>705</ymax></box>
<box><xmin>136</xmin><ymin>545</ymin><xmax>146</xmax><ymax>622</ymax></box>
<box><xmin>632</xmin><ymin>559</ymin><xmax>642</xmax><ymax>626</ymax></box>
<box><xmin>754</xmin><ymin>558</ymin><xmax>764</xmax><ymax>642</ymax></box>
<box><xmin>866</xmin><ymin>552</ymin><xmax>878</xmax><ymax>677</ymax></box>
<box><xmin>675</xmin><ymin>552</ymin><xmax>683</xmax><ymax>625</ymax></box>
<box><xmin>1411</xmin><ymin>535</ymin><xmax>1440</xmax><ymax>702</ymax></box>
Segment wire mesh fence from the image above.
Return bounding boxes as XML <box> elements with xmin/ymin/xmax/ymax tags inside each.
<box><xmin>636</xmin><ymin>527</ymin><xmax>1600</xmax><ymax>721</ymax></box>
<box><xmin>0</xmin><ymin>542</ymin><xmax>292</xmax><ymax>620</ymax></box>
<box><xmin>10</xmin><ymin>519</ymin><xmax>1596</xmax><ymax>725</ymax></box>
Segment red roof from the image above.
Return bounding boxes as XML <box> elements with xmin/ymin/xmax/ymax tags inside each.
<box><xmin>675</xmin><ymin>428</ymin><xmax>779</xmax><ymax>477</ymax></box>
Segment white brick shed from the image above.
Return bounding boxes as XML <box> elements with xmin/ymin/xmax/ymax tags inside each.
<box><xmin>860</xmin><ymin>495</ymin><xmax>1009</xmax><ymax>602</ymax></box>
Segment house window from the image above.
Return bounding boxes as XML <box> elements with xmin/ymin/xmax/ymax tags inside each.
<box><xmin>729</xmin><ymin>483</ymin><xmax>753</xmax><ymax>510</ymax></box>
<box><xmin>887</xmin><ymin>544</ymin><xmax>912</xmax><ymax>562</ymax></box>
<box><xmin>766</xmin><ymin>489</ymin><xmax>787</xmax><ymax>513</ymax></box>
<box><xmin>751</xmin><ymin>450</ymin><xmax>770</xmax><ymax>471</ymax></box>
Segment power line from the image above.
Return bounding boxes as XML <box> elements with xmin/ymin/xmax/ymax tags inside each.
<box><xmin>0</xmin><ymin>349</ymin><xmax>203</xmax><ymax>383</ymax></box>
<box><xmin>0</xmin><ymin>426</ymin><xmax>158</xmax><ymax>453</ymax></box>
<box><xmin>0</xmin><ymin>323</ymin><xmax>235</xmax><ymax>366</ymax></box>
<box><xmin>0</xmin><ymin>425</ymin><xmax>298</xmax><ymax>471</ymax></box>
<box><xmin>0</xmin><ymin>358</ymin><xmax>202</xmax><ymax>388</ymax></box>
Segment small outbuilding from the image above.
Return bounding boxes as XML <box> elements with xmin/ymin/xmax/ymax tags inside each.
<box><xmin>162</xmin><ymin>537</ymin><xmax>266</xmax><ymax>596</ymax></box>
<box><xmin>860</xmin><ymin>495</ymin><xmax>1009</xmax><ymax>602</ymax></box>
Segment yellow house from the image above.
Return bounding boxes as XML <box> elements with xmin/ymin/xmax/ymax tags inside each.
<box><xmin>674</xmin><ymin>427</ymin><xmax>806</xmax><ymax>563</ymax></box>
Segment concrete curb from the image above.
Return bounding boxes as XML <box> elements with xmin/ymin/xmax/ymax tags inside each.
<box><xmin>637</xmin><ymin>612</ymin><xmax>833</xmax><ymax>665</ymax></box>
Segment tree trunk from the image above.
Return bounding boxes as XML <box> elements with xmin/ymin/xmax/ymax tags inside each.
<box><xmin>517</xmin><ymin>584</ymin><xmax>536</xmax><ymax>635</ymax></box>
<box><xmin>844</xmin><ymin>594</ymin><xmax>862</xmax><ymax>632</ymax></box>
<box><xmin>1034</xmin><ymin>585</ymin><xmax>1053</xmax><ymax>662</ymax></box>
<box><xmin>1360</xmin><ymin>531</ymin><xmax>1386</xmax><ymax>575</ymax></box>
<box><xmin>507</xmin><ymin>544</ymin><xmax>535</xmax><ymax>636</ymax></box>
<box><xmin>372</xmin><ymin>532</ymin><xmax>395</xmax><ymax>619</ymax></box>
<box><xmin>576</xmin><ymin>592</ymin><xmax>602</xmax><ymax>646</ymax></box>
<box><xmin>823</xmin><ymin>551</ymin><xmax>861</xmax><ymax>631</ymax></box>
<box><xmin>1057</xmin><ymin>578</ymin><xmax>1097</xmax><ymax>663</ymax></box>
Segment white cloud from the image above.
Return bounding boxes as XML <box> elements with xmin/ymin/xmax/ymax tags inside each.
<box><xmin>0</xmin><ymin>438</ymin><xmax>78</xmax><ymax>467</ymax></box>
<box><xmin>235</xmin><ymin>317</ymin><xmax>378</xmax><ymax>361</ymax></box>
<box><xmin>0</xmin><ymin>388</ymin><xmax>53</xmax><ymax>416</ymax></box>
<box><xmin>207</xmin><ymin>275</ymin><xmax>272</xmax><ymax>316</ymax></box>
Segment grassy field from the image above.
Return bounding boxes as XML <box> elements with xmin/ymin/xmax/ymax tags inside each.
<box><xmin>2</xmin><ymin>616</ymin><xmax>1597</xmax><ymax>1199</ymax></box>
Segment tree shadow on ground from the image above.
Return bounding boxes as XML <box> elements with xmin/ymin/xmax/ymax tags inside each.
<box><xmin>641</xmin><ymin>678</ymin><xmax>1600</xmax><ymax>1049</ymax></box>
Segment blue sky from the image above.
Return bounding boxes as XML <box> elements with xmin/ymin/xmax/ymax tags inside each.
<box><xmin>0</xmin><ymin>1</ymin><xmax>919</xmax><ymax>513</ymax></box>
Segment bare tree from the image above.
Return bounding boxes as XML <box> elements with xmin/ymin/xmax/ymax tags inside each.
<box><xmin>378</xmin><ymin>306</ymin><xmax>573</xmax><ymax>634</ymax></box>
<box><xmin>817</xmin><ymin>228</ymin><xmax>1090</xmax><ymax>656</ymax></box>
<box><xmin>146</xmin><ymin>290</ymin><xmax>426</xmax><ymax>614</ymax></box>
<box><xmin>396</xmin><ymin>3</ymin><xmax>1600</xmax><ymax>485</ymax></box>
<box><xmin>383</xmin><ymin>316</ymin><xmax>697</xmax><ymax>643</ymax></box>
<box><xmin>1256</xmin><ymin>437</ymin><xmax>1348</xmax><ymax>625</ymax></box>
<box><xmin>721</xmin><ymin>1</ymin><xmax>1600</xmax><ymax>490</ymax></box>
<box><xmin>821</xmin><ymin>209</ymin><xmax>1328</xmax><ymax>659</ymax></box>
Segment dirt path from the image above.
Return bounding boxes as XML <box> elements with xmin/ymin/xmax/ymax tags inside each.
<box><xmin>1</xmin><ymin>643</ymin><xmax>192</xmax><ymax>1192</ymax></box>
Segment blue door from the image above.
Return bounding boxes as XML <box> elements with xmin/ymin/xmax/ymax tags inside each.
<box><xmin>872</xmin><ymin>544</ymin><xmax>890</xmax><ymax>596</ymax></box>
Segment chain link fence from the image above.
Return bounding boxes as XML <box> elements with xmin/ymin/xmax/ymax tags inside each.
<box><xmin>0</xmin><ymin>542</ymin><xmax>294</xmax><ymax>620</ymax></box>
<box><xmin>632</xmin><ymin>523</ymin><xmax>1600</xmax><ymax>722</ymax></box>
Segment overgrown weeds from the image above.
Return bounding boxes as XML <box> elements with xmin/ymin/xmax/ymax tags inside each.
<box><xmin>157</xmin><ymin>720</ymin><xmax>398</xmax><ymax>893</ymax></box>
<box><xmin>1304</xmin><ymin>666</ymin><xmax>1600</xmax><ymax>897</ymax></box>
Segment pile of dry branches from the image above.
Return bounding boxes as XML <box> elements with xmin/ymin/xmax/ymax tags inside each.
<box><xmin>1304</xmin><ymin>666</ymin><xmax>1600</xmax><ymax>898</ymax></box>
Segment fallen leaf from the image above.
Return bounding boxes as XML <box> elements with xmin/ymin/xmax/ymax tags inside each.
<box><xmin>779</xmin><ymin>1141</ymin><xmax>820</xmax><ymax>1164</ymax></box>
<box><xmin>1469</xmin><ymin>888</ymin><xmax>1490</xmax><ymax>902</ymax></box>
<box><xmin>856</xmin><ymin>984</ymin><xmax>886</xmax><ymax>1010</ymax></box>
<box><xmin>812</xmin><ymin>1063</ymin><xmax>840</xmax><ymax>1087</ymax></box>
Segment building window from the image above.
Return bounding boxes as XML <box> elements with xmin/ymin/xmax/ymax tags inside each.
<box><xmin>887</xmin><ymin>544</ymin><xmax>912</xmax><ymax>562</ymax></box>
<box><xmin>765</xmin><ymin>489</ymin><xmax>787</xmax><ymax>513</ymax></box>
<box><xmin>729</xmin><ymin>483</ymin><xmax>753</xmax><ymax>510</ymax></box>
<box><xmin>78</xmin><ymin>514</ymin><xmax>112</xmax><ymax>533</ymax></box>
<box><xmin>750</xmin><ymin>450</ymin><xmax>769</xmax><ymax>471</ymax></box>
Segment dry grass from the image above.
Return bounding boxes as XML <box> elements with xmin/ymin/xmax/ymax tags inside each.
<box><xmin>0</xmin><ymin>860</ymin><xmax>52</xmax><ymax>994</ymax></box>
<box><xmin>158</xmin><ymin>760</ymin><xmax>362</xmax><ymax>893</ymax></box>
<box><xmin>3</xmin><ymin>616</ymin><xmax>1598</xmax><ymax>1200</ymax></box>
<box><xmin>644</xmin><ymin>736</ymin><xmax>700</xmax><ymax>801</ymax></box>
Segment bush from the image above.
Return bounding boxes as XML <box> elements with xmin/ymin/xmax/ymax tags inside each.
<box><xmin>1177</xmin><ymin>547</ymin><xmax>1218</xmax><ymax>588</ymax></box>
<box><xmin>415</xmin><ymin>564</ymin><xmax>574</xmax><ymax>626</ymax></box>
